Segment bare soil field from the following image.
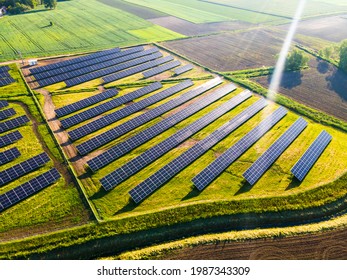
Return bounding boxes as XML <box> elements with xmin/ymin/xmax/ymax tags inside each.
<box><xmin>149</xmin><ymin>16</ymin><xmax>253</xmax><ymax>36</ymax></box>
<box><xmin>163</xmin><ymin>29</ymin><xmax>283</xmax><ymax>71</ymax></box>
<box><xmin>280</xmin><ymin>14</ymin><xmax>347</xmax><ymax>43</ymax></box>
<box><xmin>252</xmin><ymin>58</ymin><xmax>347</xmax><ymax>121</ymax></box>
<box><xmin>97</xmin><ymin>0</ymin><xmax>168</xmax><ymax>19</ymax></box>
<box><xmin>161</xmin><ymin>226</ymin><xmax>347</xmax><ymax>259</ymax></box>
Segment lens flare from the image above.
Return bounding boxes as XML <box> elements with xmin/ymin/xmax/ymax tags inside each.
<box><xmin>268</xmin><ymin>0</ymin><xmax>307</xmax><ymax>100</ymax></box>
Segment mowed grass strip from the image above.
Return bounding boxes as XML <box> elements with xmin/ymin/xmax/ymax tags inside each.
<box><xmin>0</xmin><ymin>0</ymin><xmax>184</xmax><ymax>62</ymax></box>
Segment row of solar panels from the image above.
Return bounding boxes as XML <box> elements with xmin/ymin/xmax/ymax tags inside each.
<box><xmin>0</xmin><ymin>67</ymin><xmax>15</xmax><ymax>87</ymax></box>
<box><xmin>59</xmin><ymin>82</ymin><xmax>329</xmax><ymax>203</ymax></box>
<box><xmin>30</xmin><ymin>46</ymin><xmax>187</xmax><ymax>88</ymax></box>
<box><xmin>29</xmin><ymin>47</ymin><xmax>121</xmax><ymax>74</ymax></box>
<box><xmin>0</xmin><ymin>102</ymin><xmax>61</xmax><ymax>212</ymax></box>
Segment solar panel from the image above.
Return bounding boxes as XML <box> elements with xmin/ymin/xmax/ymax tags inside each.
<box><xmin>102</xmin><ymin>55</ymin><xmax>174</xmax><ymax>84</ymax></box>
<box><xmin>0</xmin><ymin>71</ymin><xmax>11</xmax><ymax>78</ymax></box>
<box><xmin>37</xmin><ymin>48</ymin><xmax>159</xmax><ymax>87</ymax></box>
<box><xmin>0</xmin><ymin>66</ymin><xmax>10</xmax><ymax>73</ymax></box>
<box><xmin>127</xmin><ymin>98</ymin><xmax>268</xmax><ymax>203</ymax></box>
<box><xmin>0</xmin><ymin>131</ymin><xmax>22</xmax><ymax>148</ymax></box>
<box><xmin>75</xmin><ymin>80</ymin><xmax>194</xmax><ymax>151</ymax></box>
<box><xmin>0</xmin><ymin>115</ymin><xmax>30</xmax><ymax>133</ymax></box>
<box><xmin>291</xmin><ymin>130</ymin><xmax>332</xmax><ymax>181</ymax></box>
<box><xmin>142</xmin><ymin>60</ymin><xmax>181</xmax><ymax>78</ymax></box>
<box><xmin>61</xmin><ymin>82</ymin><xmax>162</xmax><ymax>129</ymax></box>
<box><xmin>87</xmin><ymin>78</ymin><xmax>226</xmax><ymax>171</ymax></box>
<box><xmin>192</xmin><ymin>107</ymin><xmax>288</xmax><ymax>190</ymax></box>
<box><xmin>174</xmin><ymin>64</ymin><xmax>193</xmax><ymax>76</ymax></box>
<box><xmin>30</xmin><ymin>47</ymin><xmax>121</xmax><ymax>74</ymax></box>
<box><xmin>0</xmin><ymin>77</ymin><xmax>15</xmax><ymax>87</ymax></box>
<box><xmin>0</xmin><ymin>108</ymin><xmax>16</xmax><ymax>120</ymax></box>
<box><xmin>243</xmin><ymin>117</ymin><xmax>308</xmax><ymax>185</ymax></box>
<box><xmin>32</xmin><ymin>47</ymin><xmax>143</xmax><ymax>81</ymax></box>
<box><xmin>0</xmin><ymin>153</ymin><xmax>50</xmax><ymax>186</ymax></box>
<box><xmin>0</xmin><ymin>147</ymin><xmax>21</xmax><ymax>165</ymax></box>
<box><xmin>0</xmin><ymin>100</ymin><xmax>9</xmax><ymax>109</ymax></box>
<box><xmin>64</xmin><ymin>50</ymin><xmax>162</xmax><ymax>88</ymax></box>
<box><xmin>0</xmin><ymin>168</ymin><xmax>61</xmax><ymax>213</ymax></box>
<box><xmin>99</xmin><ymin>90</ymin><xmax>254</xmax><ymax>192</ymax></box>
<box><xmin>55</xmin><ymin>88</ymin><xmax>118</xmax><ymax>118</ymax></box>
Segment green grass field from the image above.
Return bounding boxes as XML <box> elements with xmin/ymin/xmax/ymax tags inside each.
<box><xmin>123</xmin><ymin>0</ymin><xmax>347</xmax><ymax>24</ymax></box>
<box><xmin>0</xmin><ymin>0</ymin><xmax>183</xmax><ymax>62</ymax></box>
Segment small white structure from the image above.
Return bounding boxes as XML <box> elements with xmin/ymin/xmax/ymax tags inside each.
<box><xmin>28</xmin><ymin>59</ymin><xmax>38</xmax><ymax>66</ymax></box>
<box><xmin>0</xmin><ymin>6</ymin><xmax>7</xmax><ymax>17</ymax></box>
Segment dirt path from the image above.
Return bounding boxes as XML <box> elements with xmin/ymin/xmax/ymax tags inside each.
<box><xmin>162</xmin><ymin>227</ymin><xmax>347</xmax><ymax>260</ymax></box>
<box><xmin>37</xmin><ymin>89</ymin><xmax>87</xmax><ymax>177</ymax></box>
<box><xmin>11</xmin><ymin>101</ymin><xmax>72</xmax><ymax>184</ymax></box>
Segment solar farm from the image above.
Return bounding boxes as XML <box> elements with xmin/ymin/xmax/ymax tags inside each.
<box><xmin>0</xmin><ymin>0</ymin><xmax>347</xmax><ymax>261</ymax></box>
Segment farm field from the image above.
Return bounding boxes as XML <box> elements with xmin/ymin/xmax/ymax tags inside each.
<box><xmin>163</xmin><ymin>29</ymin><xmax>284</xmax><ymax>71</ymax></box>
<box><xmin>202</xmin><ymin>0</ymin><xmax>347</xmax><ymax>19</ymax></box>
<box><xmin>0</xmin><ymin>65</ymin><xmax>90</xmax><ymax>242</ymax></box>
<box><xmin>280</xmin><ymin>14</ymin><xmax>347</xmax><ymax>43</ymax></box>
<box><xmin>0</xmin><ymin>0</ymin><xmax>183</xmax><ymax>62</ymax></box>
<box><xmin>149</xmin><ymin>16</ymin><xmax>253</xmax><ymax>36</ymax></box>
<box><xmin>123</xmin><ymin>0</ymin><xmax>287</xmax><ymax>24</ymax></box>
<box><xmin>117</xmin><ymin>223</ymin><xmax>347</xmax><ymax>260</ymax></box>
<box><xmin>251</xmin><ymin>58</ymin><xmax>347</xmax><ymax>122</ymax></box>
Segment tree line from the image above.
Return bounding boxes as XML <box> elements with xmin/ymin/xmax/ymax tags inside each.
<box><xmin>0</xmin><ymin>0</ymin><xmax>57</xmax><ymax>14</ymax></box>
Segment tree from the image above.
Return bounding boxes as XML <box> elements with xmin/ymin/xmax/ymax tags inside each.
<box><xmin>43</xmin><ymin>0</ymin><xmax>56</xmax><ymax>9</ymax></box>
<box><xmin>285</xmin><ymin>49</ymin><xmax>309</xmax><ymax>71</ymax></box>
<box><xmin>339</xmin><ymin>40</ymin><xmax>347</xmax><ymax>73</ymax></box>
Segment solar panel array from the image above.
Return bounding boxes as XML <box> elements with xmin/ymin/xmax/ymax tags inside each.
<box><xmin>30</xmin><ymin>47</ymin><xmax>121</xmax><ymax>74</ymax></box>
<box><xmin>0</xmin><ymin>131</ymin><xmax>22</xmax><ymax>148</ymax></box>
<box><xmin>291</xmin><ymin>130</ymin><xmax>332</xmax><ymax>181</ymax></box>
<box><xmin>99</xmin><ymin>90</ymin><xmax>253</xmax><ymax>191</ymax></box>
<box><xmin>32</xmin><ymin>47</ymin><xmax>142</xmax><ymax>80</ymax></box>
<box><xmin>0</xmin><ymin>168</ymin><xmax>61</xmax><ymax>213</ymax></box>
<box><xmin>128</xmin><ymin>98</ymin><xmax>267</xmax><ymax>203</ymax></box>
<box><xmin>0</xmin><ymin>66</ymin><xmax>10</xmax><ymax>73</ymax></box>
<box><xmin>61</xmin><ymin>82</ymin><xmax>162</xmax><ymax>129</ymax></box>
<box><xmin>174</xmin><ymin>64</ymin><xmax>193</xmax><ymax>75</ymax></box>
<box><xmin>0</xmin><ymin>147</ymin><xmax>21</xmax><ymax>165</ymax></box>
<box><xmin>143</xmin><ymin>60</ymin><xmax>181</xmax><ymax>78</ymax></box>
<box><xmin>0</xmin><ymin>71</ymin><xmax>11</xmax><ymax>77</ymax></box>
<box><xmin>0</xmin><ymin>100</ymin><xmax>9</xmax><ymax>109</ymax></box>
<box><xmin>0</xmin><ymin>115</ymin><xmax>30</xmax><ymax>133</ymax></box>
<box><xmin>87</xmin><ymin>78</ymin><xmax>226</xmax><ymax>171</ymax></box>
<box><xmin>75</xmin><ymin>80</ymin><xmax>194</xmax><ymax>153</ymax></box>
<box><xmin>55</xmin><ymin>88</ymin><xmax>118</xmax><ymax>118</ymax></box>
<box><xmin>37</xmin><ymin>47</ymin><xmax>159</xmax><ymax>87</ymax></box>
<box><xmin>0</xmin><ymin>108</ymin><xmax>16</xmax><ymax>120</ymax></box>
<box><xmin>0</xmin><ymin>153</ymin><xmax>50</xmax><ymax>186</ymax></box>
<box><xmin>102</xmin><ymin>55</ymin><xmax>174</xmax><ymax>84</ymax></box>
<box><xmin>65</xmin><ymin>50</ymin><xmax>162</xmax><ymax>87</ymax></box>
<box><xmin>243</xmin><ymin>117</ymin><xmax>308</xmax><ymax>185</ymax></box>
<box><xmin>192</xmin><ymin>107</ymin><xmax>288</xmax><ymax>191</ymax></box>
<box><xmin>0</xmin><ymin>77</ymin><xmax>15</xmax><ymax>87</ymax></box>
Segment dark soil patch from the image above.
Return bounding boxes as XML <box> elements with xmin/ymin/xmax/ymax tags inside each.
<box><xmin>149</xmin><ymin>16</ymin><xmax>253</xmax><ymax>36</ymax></box>
<box><xmin>280</xmin><ymin>14</ymin><xmax>347</xmax><ymax>43</ymax></box>
<box><xmin>252</xmin><ymin>58</ymin><xmax>347</xmax><ymax>121</ymax></box>
<box><xmin>163</xmin><ymin>29</ymin><xmax>284</xmax><ymax>71</ymax></box>
<box><xmin>160</xmin><ymin>226</ymin><xmax>347</xmax><ymax>260</ymax></box>
<box><xmin>97</xmin><ymin>0</ymin><xmax>168</xmax><ymax>19</ymax></box>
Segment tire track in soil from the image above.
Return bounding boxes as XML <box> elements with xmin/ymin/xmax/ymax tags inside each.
<box><xmin>11</xmin><ymin>101</ymin><xmax>72</xmax><ymax>185</ymax></box>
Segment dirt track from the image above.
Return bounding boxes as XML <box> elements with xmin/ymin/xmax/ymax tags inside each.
<box><xmin>162</xmin><ymin>227</ymin><xmax>347</xmax><ymax>260</ymax></box>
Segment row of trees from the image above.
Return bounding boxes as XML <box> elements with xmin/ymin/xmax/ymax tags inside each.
<box><xmin>0</xmin><ymin>0</ymin><xmax>57</xmax><ymax>14</ymax></box>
